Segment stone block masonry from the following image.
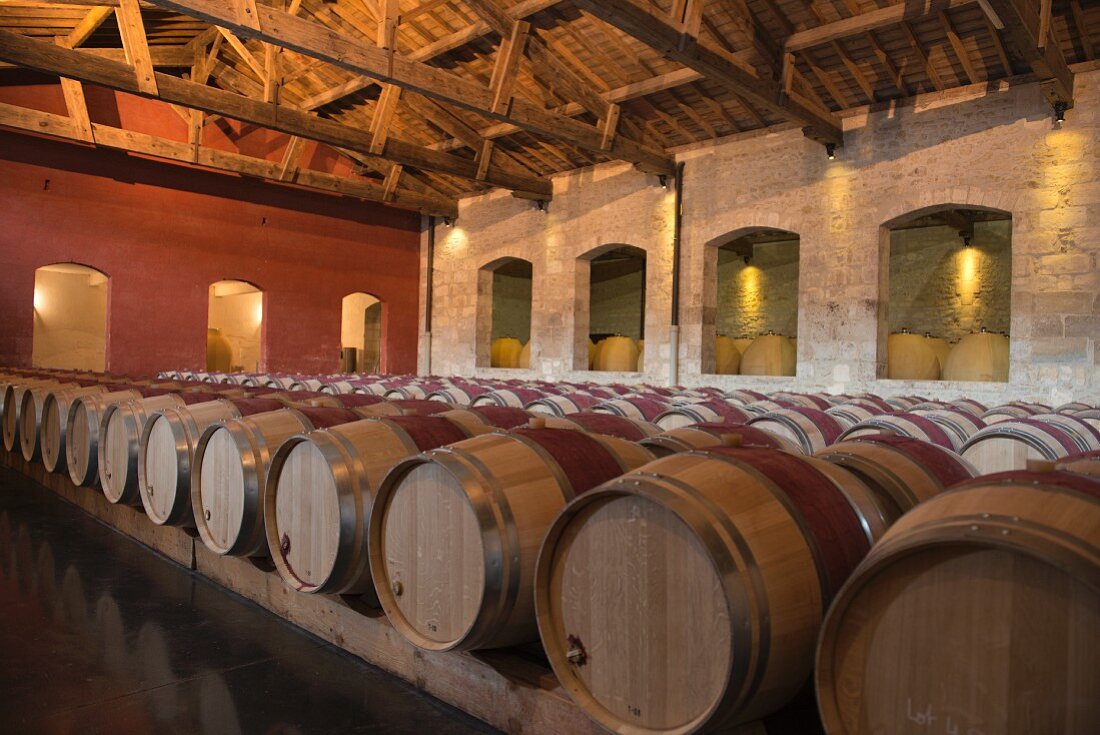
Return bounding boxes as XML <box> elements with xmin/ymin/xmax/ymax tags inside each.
<box><xmin>421</xmin><ymin>69</ymin><xmax>1100</xmax><ymax>406</ymax></box>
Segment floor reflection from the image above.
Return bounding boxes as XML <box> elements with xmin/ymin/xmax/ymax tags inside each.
<box><xmin>0</xmin><ymin>467</ymin><xmax>496</xmax><ymax>735</ymax></box>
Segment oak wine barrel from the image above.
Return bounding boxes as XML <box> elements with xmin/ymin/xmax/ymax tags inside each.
<box><xmin>981</xmin><ymin>403</ymin><xmax>1043</xmax><ymax>424</ymax></box>
<box><xmin>960</xmin><ymin>419</ymin><xmax>1085</xmax><ymax>474</ymax></box>
<box><xmin>886</xmin><ymin>332</ymin><xmax>940</xmax><ymax>380</ymax></box>
<box><xmin>436</xmin><ymin>406</ymin><xmax>532</xmax><ymax>433</ymax></box>
<box><xmin>192</xmin><ymin>406</ymin><xmax>363</xmax><ymax>557</ymax></box>
<box><xmin>908</xmin><ymin>407</ymin><xmax>986</xmax><ymax>449</ymax></box>
<box><xmin>534</xmin><ymin>447</ymin><xmax>888</xmax><ymax>733</ymax></box>
<box><xmin>640</xmin><ymin>422</ymin><xmax>800</xmax><ymax>458</ymax></box>
<box><xmin>265</xmin><ymin>415</ymin><xmax>478</xmax><ymax>595</ymax></box>
<box><xmin>1030</xmin><ymin>413</ymin><xmax>1100</xmax><ymax>452</ymax></box>
<box><xmin>838</xmin><ymin>413</ymin><xmax>957</xmax><ymax>451</ymax></box>
<box><xmin>541</xmin><ymin>412</ymin><xmax>660</xmax><ymax>441</ymax></box>
<box><xmin>814</xmin><ymin>435</ymin><xmax>977</xmax><ymax>521</ymax></box>
<box><xmin>21</xmin><ymin>382</ymin><xmax>104</xmax><ymax>462</ymax></box>
<box><xmin>722</xmin><ymin>389</ymin><xmax>768</xmax><ymax>405</ymax></box>
<box><xmin>592</xmin><ymin>397</ymin><xmax>669</xmax><ymax>422</ymax></box>
<box><xmin>66</xmin><ymin>389</ymin><xmax>145</xmax><ymax>487</ymax></box>
<box><xmin>748</xmin><ymin>407</ymin><xmax>844</xmax><ymax>454</ymax></box>
<box><xmin>653</xmin><ymin>399</ymin><xmax>751</xmax><ymax>430</ymax></box>
<box><xmin>369</xmin><ymin>427</ymin><xmax>654</xmax><ymax>651</ymax></box>
<box><xmin>471</xmin><ymin>388</ymin><xmax>545</xmax><ymax>409</ymax></box>
<box><xmin>740</xmin><ymin>334</ymin><xmax>796</xmax><ymax>376</ymax></box>
<box><xmin>3</xmin><ymin>378</ymin><xmax>63</xmax><ymax>451</ymax></box>
<box><xmin>714</xmin><ymin>335</ymin><xmax>741</xmax><ymax>375</ymax></box>
<box><xmin>941</xmin><ymin>330</ymin><xmax>1010</xmax><ymax>382</ymax></box>
<box><xmin>594</xmin><ymin>336</ymin><xmax>640</xmax><ymax>372</ymax></box>
<box><xmin>137</xmin><ymin>397</ymin><xmax>287</xmax><ymax>527</ymax></box>
<box><xmin>425</xmin><ymin>385</ymin><xmax>490</xmax><ymax>405</ymax></box>
<box><xmin>40</xmin><ymin>384</ymin><xmax>121</xmax><ymax>473</ymax></box>
<box><xmin>825</xmin><ymin>402</ymin><xmax>889</xmax><ymax>429</ymax></box>
<box><xmin>883</xmin><ymin>395</ymin><xmax>925</xmax><ymax>411</ymax></box>
<box><xmin>1057</xmin><ymin>449</ymin><xmax>1100</xmax><ymax>477</ymax></box>
<box><xmin>816</xmin><ymin>470</ymin><xmax>1100</xmax><ymax>735</ymax></box>
<box><xmin>524</xmin><ymin>393</ymin><xmax>601</xmax><ymax>416</ymax></box>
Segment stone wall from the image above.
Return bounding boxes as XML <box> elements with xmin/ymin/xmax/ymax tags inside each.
<box><xmin>421</xmin><ymin>69</ymin><xmax>1100</xmax><ymax>405</ymax></box>
<box><xmin>888</xmin><ymin>221</ymin><xmax>1011</xmax><ymax>340</ymax></box>
<box><xmin>716</xmin><ymin>240</ymin><xmax>800</xmax><ymax>339</ymax></box>
<box><xmin>490</xmin><ymin>270</ymin><xmax>532</xmax><ymax>343</ymax></box>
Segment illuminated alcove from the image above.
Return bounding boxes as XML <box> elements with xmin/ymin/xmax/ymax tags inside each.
<box><xmin>31</xmin><ymin>262</ymin><xmax>108</xmax><ymax>372</ymax></box>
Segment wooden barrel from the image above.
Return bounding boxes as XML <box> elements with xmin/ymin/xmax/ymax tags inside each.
<box><xmin>1076</xmin><ymin>408</ymin><xmax>1100</xmax><ymax>432</ymax></box>
<box><xmin>909</xmin><ymin>407</ymin><xmax>986</xmax><ymax>449</ymax></box>
<box><xmin>924</xmin><ymin>335</ymin><xmax>952</xmax><ymax>372</ymax></box>
<box><xmin>941</xmin><ymin>330</ymin><xmax>1010</xmax><ymax>382</ymax></box>
<box><xmin>66</xmin><ymin>389</ymin><xmax>144</xmax><ymax>487</ymax></box>
<box><xmin>640</xmin><ymin>422</ymin><xmax>800</xmax><ymax>457</ymax></box>
<box><xmin>653</xmin><ymin>399</ymin><xmax>751</xmax><ymax>430</ymax></box>
<box><xmin>981</xmin><ymin>403</ymin><xmax>1042</xmax><ymax>424</ymax></box>
<box><xmin>471</xmin><ymin>388</ymin><xmax>544</xmax><ymax>408</ymax></box>
<box><xmin>1030</xmin><ymin>413</ymin><xmax>1100</xmax><ymax>452</ymax></box>
<box><xmin>772</xmin><ymin>392</ymin><xmax>833</xmax><ymax>410</ymax></box>
<box><xmin>518</xmin><ymin>341</ymin><xmax>532</xmax><ymax>369</ymax></box>
<box><xmin>138</xmin><ymin>397</ymin><xmax>287</xmax><ymax>527</ymax></box>
<box><xmin>265</xmin><ymin>415</ymin><xmax>478</xmax><ymax>595</ymax></box>
<box><xmin>534</xmin><ymin>447</ymin><xmax>888</xmax><ymax>733</ymax></box>
<box><xmin>40</xmin><ymin>385</ymin><xmax>116</xmax><ymax>473</ymax></box>
<box><xmin>542</xmin><ymin>413</ymin><xmax>659</xmax><ymax>441</ymax></box>
<box><xmin>742</xmin><ymin>399</ymin><xmax>794</xmax><ymax>416</ymax></box>
<box><xmin>723</xmin><ymin>389</ymin><xmax>769</xmax><ymax>405</ymax></box>
<box><xmin>838</xmin><ymin>413</ymin><xmax>957</xmax><ymax>451</ymax></box>
<box><xmin>20</xmin><ymin>381</ymin><xmax>102</xmax><ymax>462</ymax></box>
<box><xmin>748</xmin><ymin>408</ymin><xmax>844</xmax><ymax>454</ymax></box>
<box><xmin>437</xmin><ymin>407</ymin><xmax>532</xmax><ymax>434</ymax></box>
<box><xmin>886</xmin><ymin>332</ymin><xmax>940</xmax><ymax>380</ymax></box>
<box><xmin>594</xmin><ymin>336</ymin><xmax>640</xmax><ymax>372</ymax></box>
<box><xmin>1056</xmin><ymin>401</ymin><xmax>1094</xmax><ymax>413</ymax></box>
<box><xmin>740</xmin><ymin>334</ymin><xmax>796</xmax><ymax>376</ymax></box>
<box><xmin>425</xmin><ymin>385</ymin><xmax>488</xmax><ymax>405</ymax></box>
<box><xmin>369</xmin><ymin>428</ymin><xmax>654</xmax><ymax>651</ymax></box>
<box><xmin>524</xmin><ymin>393</ymin><xmax>601</xmax><ymax>416</ymax></box>
<box><xmin>959</xmin><ymin>419</ymin><xmax>1083</xmax><ymax>474</ymax></box>
<box><xmin>99</xmin><ymin>393</ymin><xmax>200</xmax><ymax>505</ymax></box>
<box><xmin>1057</xmin><ymin>449</ymin><xmax>1100</xmax><ymax>477</ymax></box>
<box><xmin>289</xmin><ymin>378</ymin><xmax>326</xmax><ymax>392</ymax></box>
<box><xmin>384</xmin><ymin>384</ymin><xmax>430</xmax><ymax>400</ymax></box>
<box><xmin>192</xmin><ymin>406</ymin><xmax>363</xmax><ymax>557</ymax></box>
<box><xmin>814</xmin><ymin>435</ymin><xmax>977</xmax><ymax>521</ymax></box>
<box><xmin>948</xmin><ymin>397</ymin><xmax>987</xmax><ymax>416</ymax></box>
<box><xmin>816</xmin><ymin>470</ymin><xmax>1100</xmax><ymax>735</ymax></box>
<box><xmin>714</xmin><ymin>335</ymin><xmax>741</xmax><ymax>375</ymax></box>
<box><xmin>825</xmin><ymin>403</ymin><xmax>889</xmax><ymax>429</ymax></box>
<box><xmin>883</xmin><ymin>394</ymin><xmax>926</xmax><ymax>411</ymax></box>
<box><xmin>3</xmin><ymin>378</ymin><xmax>62</xmax><ymax>451</ymax></box>
<box><xmin>592</xmin><ymin>397</ymin><xmax>670</xmax><ymax>422</ymax></box>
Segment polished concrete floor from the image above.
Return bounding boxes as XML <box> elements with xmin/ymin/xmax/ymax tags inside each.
<box><xmin>0</xmin><ymin>466</ymin><xmax>498</xmax><ymax>735</ymax></box>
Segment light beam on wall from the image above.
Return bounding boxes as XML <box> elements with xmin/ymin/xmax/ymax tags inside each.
<box><xmin>33</xmin><ymin>288</ymin><xmax>44</xmax><ymax>312</ymax></box>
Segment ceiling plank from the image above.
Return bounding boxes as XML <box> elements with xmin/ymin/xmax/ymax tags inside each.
<box><xmin>142</xmin><ymin>0</ymin><xmax>675</xmax><ymax>174</ymax></box>
<box><xmin>0</xmin><ymin>28</ymin><xmax>554</xmax><ymax>196</ymax></box>
<box><xmin>939</xmin><ymin>9</ymin><xmax>980</xmax><ymax>84</ymax></box>
<box><xmin>54</xmin><ymin>37</ymin><xmax>93</xmax><ymax>142</ymax></box>
<box><xmin>785</xmin><ymin>0</ymin><xmax>977</xmax><ymax>52</ymax></box>
<box><xmin>572</xmin><ymin>0</ymin><xmax>842</xmax><ymax>144</ymax></box>
<box><xmin>0</xmin><ymin>100</ymin><xmax>457</xmax><ymax>216</ymax></box>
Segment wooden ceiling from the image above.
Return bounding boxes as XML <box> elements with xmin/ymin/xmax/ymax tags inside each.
<box><xmin>0</xmin><ymin>0</ymin><xmax>1095</xmax><ymax>218</ymax></box>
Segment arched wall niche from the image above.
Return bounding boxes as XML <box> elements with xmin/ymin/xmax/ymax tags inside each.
<box><xmin>341</xmin><ymin>292</ymin><xmax>385</xmax><ymax>374</ymax></box>
<box><xmin>575</xmin><ymin>244</ymin><xmax>647</xmax><ymax>372</ymax></box>
<box><xmin>207</xmin><ymin>279</ymin><xmax>264</xmax><ymax>372</ymax></box>
<box><xmin>475</xmin><ymin>256</ymin><xmax>533</xmax><ymax>369</ymax></box>
<box><xmin>31</xmin><ymin>262</ymin><xmax>109</xmax><ymax>372</ymax></box>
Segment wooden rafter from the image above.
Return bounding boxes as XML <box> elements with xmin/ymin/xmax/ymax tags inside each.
<box><xmin>572</xmin><ymin>0</ymin><xmax>843</xmax><ymax>144</ymax></box>
<box><xmin>114</xmin><ymin>0</ymin><xmax>157</xmax><ymax>94</ymax></box>
<box><xmin>0</xmin><ymin>28</ymin><xmax>553</xmax><ymax>196</ymax></box>
<box><xmin>66</xmin><ymin>5</ymin><xmax>112</xmax><ymax>48</ymax></box>
<box><xmin>0</xmin><ymin>100</ymin><xmax>457</xmax><ymax>216</ymax></box>
<box><xmin>983</xmin><ymin>0</ymin><xmax>1074</xmax><ymax>105</ymax></box>
<box><xmin>143</xmin><ymin>0</ymin><xmax>675</xmax><ymax>174</ymax></box>
<box><xmin>784</xmin><ymin>0</ymin><xmax>977</xmax><ymax>51</ymax></box>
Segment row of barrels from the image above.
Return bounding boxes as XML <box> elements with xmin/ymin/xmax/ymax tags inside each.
<box><xmin>6</xmin><ymin>367</ymin><xmax>1098</xmax><ymax>733</ymax></box>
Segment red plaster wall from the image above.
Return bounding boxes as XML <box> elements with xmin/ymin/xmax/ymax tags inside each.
<box><xmin>0</xmin><ymin>78</ymin><xmax>422</xmax><ymax>376</ymax></box>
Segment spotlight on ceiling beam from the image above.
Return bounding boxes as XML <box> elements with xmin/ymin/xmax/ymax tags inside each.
<box><xmin>442</xmin><ymin>216</ymin><xmax>454</xmax><ymax>227</ymax></box>
<box><xmin>658</xmin><ymin>174</ymin><xmax>668</xmax><ymax>190</ymax></box>
<box><xmin>825</xmin><ymin>143</ymin><xmax>837</xmax><ymax>161</ymax></box>
<box><xmin>536</xmin><ymin>199</ymin><xmax>548</xmax><ymax>213</ymax></box>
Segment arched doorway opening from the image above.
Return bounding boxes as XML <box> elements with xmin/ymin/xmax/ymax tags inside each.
<box><xmin>476</xmin><ymin>257</ymin><xmax>533</xmax><ymax>369</ymax></box>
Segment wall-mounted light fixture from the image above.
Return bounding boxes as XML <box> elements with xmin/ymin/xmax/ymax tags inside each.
<box><xmin>1053</xmin><ymin>101</ymin><xmax>1068</xmax><ymax>127</ymax></box>
<box><xmin>658</xmin><ymin>174</ymin><xmax>668</xmax><ymax>190</ymax></box>
<box><xmin>442</xmin><ymin>216</ymin><xmax>454</xmax><ymax>227</ymax></box>
<box><xmin>825</xmin><ymin>143</ymin><xmax>837</xmax><ymax>160</ymax></box>
<box><xmin>535</xmin><ymin>199</ymin><xmax>548</xmax><ymax>213</ymax></box>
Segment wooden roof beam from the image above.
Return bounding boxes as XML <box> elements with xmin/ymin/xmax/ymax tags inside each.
<box><xmin>573</xmin><ymin>0</ymin><xmax>842</xmax><ymax>144</ymax></box>
<box><xmin>142</xmin><ymin>0</ymin><xmax>675</xmax><ymax>174</ymax></box>
<box><xmin>982</xmin><ymin>0</ymin><xmax>1074</xmax><ymax>106</ymax></box>
<box><xmin>785</xmin><ymin>0</ymin><xmax>977</xmax><ymax>52</ymax></box>
<box><xmin>0</xmin><ymin>100</ymin><xmax>458</xmax><ymax>216</ymax></box>
<box><xmin>65</xmin><ymin>5</ymin><xmax>113</xmax><ymax>48</ymax></box>
<box><xmin>0</xmin><ymin>29</ymin><xmax>553</xmax><ymax>197</ymax></box>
